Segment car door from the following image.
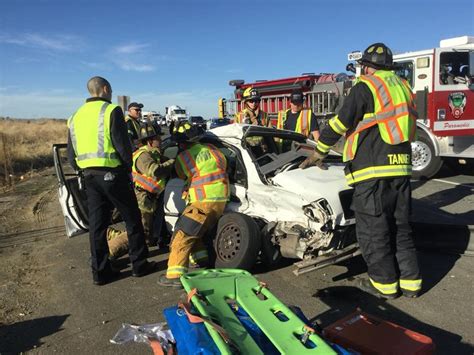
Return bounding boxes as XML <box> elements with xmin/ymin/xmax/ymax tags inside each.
<box><xmin>52</xmin><ymin>144</ymin><xmax>88</xmax><ymax>237</ymax></box>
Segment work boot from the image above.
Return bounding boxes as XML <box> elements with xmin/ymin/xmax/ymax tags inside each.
<box><xmin>93</xmin><ymin>267</ymin><xmax>121</xmax><ymax>286</ymax></box>
<box><xmin>359</xmin><ymin>279</ymin><xmax>400</xmax><ymax>300</ymax></box>
<box><xmin>132</xmin><ymin>261</ymin><xmax>157</xmax><ymax>278</ymax></box>
<box><xmin>401</xmin><ymin>289</ymin><xmax>420</xmax><ymax>298</ymax></box>
<box><xmin>158</xmin><ymin>274</ymin><xmax>183</xmax><ymax>289</ymax></box>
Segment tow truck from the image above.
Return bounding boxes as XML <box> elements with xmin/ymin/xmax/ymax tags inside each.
<box><xmin>219</xmin><ymin>36</ymin><xmax>474</xmax><ymax>179</ymax></box>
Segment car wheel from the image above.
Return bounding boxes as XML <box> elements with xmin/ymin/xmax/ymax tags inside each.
<box><xmin>411</xmin><ymin>130</ymin><xmax>443</xmax><ymax>179</ymax></box>
<box><xmin>214</xmin><ymin>213</ymin><xmax>261</xmax><ymax>270</ymax></box>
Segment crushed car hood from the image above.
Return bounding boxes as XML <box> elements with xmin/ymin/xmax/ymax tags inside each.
<box><xmin>271</xmin><ymin>164</ymin><xmax>350</xmax><ymax>204</ymax></box>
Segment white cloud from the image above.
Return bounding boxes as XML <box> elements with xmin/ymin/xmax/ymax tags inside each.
<box><xmin>114</xmin><ymin>60</ymin><xmax>155</xmax><ymax>72</ymax></box>
<box><xmin>113</xmin><ymin>43</ymin><xmax>150</xmax><ymax>54</ymax></box>
<box><xmin>0</xmin><ymin>33</ymin><xmax>82</xmax><ymax>52</ymax></box>
<box><xmin>110</xmin><ymin>42</ymin><xmax>156</xmax><ymax>72</ymax></box>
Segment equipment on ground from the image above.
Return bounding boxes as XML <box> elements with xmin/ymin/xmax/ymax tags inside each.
<box><xmin>177</xmin><ymin>269</ymin><xmax>337</xmax><ymax>354</ymax></box>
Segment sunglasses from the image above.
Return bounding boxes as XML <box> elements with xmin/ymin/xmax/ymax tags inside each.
<box><xmin>248</xmin><ymin>99</ymin><xmax>260</xmax><ymax>104</ymax></box>
<box><xmin>131</xmin><ymin>108</ymin><xmax>142</xmax><ymax>112</ymax></box>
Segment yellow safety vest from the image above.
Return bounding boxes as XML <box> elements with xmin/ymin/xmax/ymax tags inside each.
<box><xmin>177</xmin><ymin>143</ymin><xmax>229</xmax><ymax>203</ymax></box>
<box><xmin>236</xmin><ymin>108</ymin><xmax>269</xmax><ymax>126</ymax></box>
<box><xmin>68</xmin><ymin>100</ymin><xmax>121</xmax><ymax>169</ymax></box>
<box><xmin>132</xmin><ymin>146</ymin><xmax>167</xmax><ymax>194</ymax></box>
<box><xmin>342</xmin><ymin>71</ymin><xmax>417</xmax><ymax>163</ymax></box>
<box><xmin>277</xmin><ymin>109</ymin><xmax>313</xmax><ymax>137</ymax></box>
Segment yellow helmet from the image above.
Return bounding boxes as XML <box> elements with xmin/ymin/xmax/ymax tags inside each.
<box><xmin>242</xmin><ymin>87</ymin><xmax>260</xmax><ymax>102</ymax></box>
<box><xmin>171</xmin><ymin>121</ymin><xmax>201</xmax><ymax>142</ymax></box>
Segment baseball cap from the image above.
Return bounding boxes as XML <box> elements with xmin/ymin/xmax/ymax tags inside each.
<box><xmin>128</xmin><ymin>102</ymin><xmax>144</xmax><ymax>110</ymax></box>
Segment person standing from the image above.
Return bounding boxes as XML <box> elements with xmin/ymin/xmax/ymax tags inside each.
<box><xmin>277</xmin><ymin>89</ymin><xmax>320</xmax><ymax>140</ymax></box>
<box><xmin>67</xmin><ymin>76</ymin><xmax>155</xmax><ymax>285</ymax></box>
<box><xmin>158</xmin><ymin>122</ymin><xmax>229</xmax><ymax>288</ymax></box>
<box><xmin>300</xmin><ymin>43</ymin><xmax>421</xmax><ymax>299</ymax></box>
<box><xmin>107</xmin><ymin>123</ymin><xmax>174</xmax><ymax>257</ymax></box>
<box><xmin>235</xmin><ymin>87</ymin><xmax>269</xmax><ymax>126</ymax></box>
<box><xmin>125</xmin><ymin>102</ymin><xmax>144</xmax><ymax>150</ymax></box>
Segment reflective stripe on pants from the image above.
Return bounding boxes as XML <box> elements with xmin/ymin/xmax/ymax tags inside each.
<box><xmin>166</xmin><ymin>201</ymin><xmax>226</xmax><ymax>279</ymax></box>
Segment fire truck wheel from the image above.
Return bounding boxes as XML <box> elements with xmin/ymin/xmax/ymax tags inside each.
<box><xmin>411</xmin><ymin>131</ymin><xmax>443</xmax><ymax>179</ymax></box>
<box><xmin>214</xmin><ymin>213</ymin><xmax>261</xmax><ymax>270</ymax></box>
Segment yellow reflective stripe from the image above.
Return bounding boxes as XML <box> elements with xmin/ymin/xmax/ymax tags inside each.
<box><xmin>345</xmin><ymin>165</ymin><xmax>412</xmax><ymax>185</ymax></box>
<box><xmin>316</xmin><ymin>140</ymin><xmax>331</xmax><ymax>154</ymax></box>
<box><xmin>400</xmin><ymin>279</ymin><xmax>422</xmax><ymax>291</ymax></box>
<box><xmin>328</xmin><ymin>115</ymin><xmax>348</xmax><ymax>135</ymax></box>
<box><xmin>166</xmin><ymin>266</ymin><xmax>188</xmax><ymax>278</ymax></box>
<box><xmin>190</xmin><ymin>250</ymin><xmax>208</xmax><ymax>263</ymax></box>
<box><xmin>370</xmin><ymin>278</ymin><xmax>398</xmax><ymax>295</ymax></box>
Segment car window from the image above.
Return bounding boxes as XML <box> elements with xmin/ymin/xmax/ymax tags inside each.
<box><xmin>217</xmin><ymin>145</ymin><xmax>246</xmax><ymax>186</ymax></box>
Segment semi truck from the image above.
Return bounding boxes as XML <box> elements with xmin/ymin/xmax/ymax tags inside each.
<box><xmin>165</xmin><ymin>105</ymin><xmax>188</xmax><ymax>126</ymax></box>
<box><xmin>220</xmin><ymin>36</ymin><xmax>474</xmax><ymax>179</ymax></box>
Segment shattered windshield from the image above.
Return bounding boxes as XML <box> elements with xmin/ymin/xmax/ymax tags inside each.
<box><xmin>244</xmin><ymin>133</ymin><xmax>313</xmax><ymax>176</ymax></box>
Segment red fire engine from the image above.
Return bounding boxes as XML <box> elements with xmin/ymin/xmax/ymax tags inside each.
<box><xmin>219</xmin><ymin>36</ymin><xmax>474</xmax><ymax>179</ymax></box>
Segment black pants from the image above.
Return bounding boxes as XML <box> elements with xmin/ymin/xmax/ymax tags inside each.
<box><xmin>152</xmin><ymin>192</ymin><xmax>169</xmax><ymax>243</ymax></box>
<box><xmin>85</xmin><ymin>171</ymin><xmax>148</xmax><ymax>280</ymax></box>
<box><xmin>351</xmin><ymin>177</ymin><xmax>421</xmax><ymax>285</ymax></box>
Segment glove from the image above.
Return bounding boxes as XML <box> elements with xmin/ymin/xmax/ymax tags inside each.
<box><xmin>299</xmin><ymin>150</ymin><xmax>327</xmax><ymax>170</ymax></box>
<box><xmin>154</xmin><ymin>159</ymin><xmax>175</xmax><ymax>177</ymax></box>
<box><xmin>160</xmin><ymin>158</ymin><xmax>175</xmax><ymax>168</ymax></box>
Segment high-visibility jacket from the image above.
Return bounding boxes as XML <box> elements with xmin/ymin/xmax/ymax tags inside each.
<box><xmin>235</xmin><ymin>108</ymin><xmax>269</xmax><ymax>126</ymax></box>
<box><xmin>132</xmin><ymin>146</ymin><xmax>167</xmax><ymax>194</ymax></box>
<box><xmin>176</xmin><ymin>143</ymin><xmax>229</xmax><ymax>203</ymax></box>
<box><xmin>277</xmin><ymin>109</ymin><xmax>314</xmax><ymax>137</ymax></box>
<box><xmin>125</xmin><ymin>115</ymin><xmax>141</xmax><ymax>138</ymax></box>
<box><xmin>326</xmin><ymin>70</ymin><xmax>417</xmax><ymax>186</ymax></box>
<box><xmin>68</xmin><ymin>100</ymin><xmax>121</xmax><ymax>169</ymax></box>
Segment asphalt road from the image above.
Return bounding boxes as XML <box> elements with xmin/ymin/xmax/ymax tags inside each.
<box><xmin>0</xmin><ymin>162</ymin><xmax>473</xmax><ymax>354</ymax></box>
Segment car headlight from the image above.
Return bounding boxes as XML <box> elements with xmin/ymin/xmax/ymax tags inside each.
<box><xmin>303</xmin><ymin>198</ymin><xmax>333</xmax><ymax>227</ymax></box>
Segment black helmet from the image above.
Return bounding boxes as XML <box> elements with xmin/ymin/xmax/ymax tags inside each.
<box><xmin>171</xmin><ymin>121</ymin><xmax>201</xmax><ymax>143</ymax></box>
<box><xmin>290</xmin><ymin>88</ymin><xmax>304</xmax><ymax>104</ymax></box>
<box><xmin>357</xmin><ymin>43</ymin><xmax>393</xmax><ymax>70</ymax></box>
<box><xmin>242</xmin><ymin>87</ymin><xmax>260</xmax><ymax>102</ymax></box>
<box><xmin>138</xmin><ymin>123</ymin><xmax>163</xmax><ymax>141</ymax></box>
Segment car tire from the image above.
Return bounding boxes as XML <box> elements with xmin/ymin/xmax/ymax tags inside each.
<box><xmin>411</xmin><ymin>130</ymin><xmax>443</xmax><ymax>179</ymax></box>
<box><xmin>214</xmin><ymin>213</ymin><xmax>261</xmax><ymax>270</ymax></box>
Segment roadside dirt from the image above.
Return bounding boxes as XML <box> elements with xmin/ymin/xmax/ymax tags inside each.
<box><xmin>0</xmin><ymin>169</ymin><xmax>64</xmax><ymax>328</ymax></box>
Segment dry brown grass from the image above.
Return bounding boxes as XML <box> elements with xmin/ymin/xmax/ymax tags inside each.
<box><xmin>0</xmin><ymin>118</ymin><xmax>67</xmax><ymax>186</ymax></box>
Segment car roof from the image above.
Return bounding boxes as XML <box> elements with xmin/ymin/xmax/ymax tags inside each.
<box><xmin>204</xmin><ymin>123</ymin><xmax>307</xmax><ymax>141</ymax></box>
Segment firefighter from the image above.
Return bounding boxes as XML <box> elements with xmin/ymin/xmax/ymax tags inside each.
<box><xmin>107</xmin><ymin>123</ymin><xmax>175</xmax><ymax>258</ymax></box>
<box><xmin>67</xmin><ymin>76</ymin><xmax>154</xmax><ymax>285</ymax></box>
<box><xmin>235</xmin><ymin>87</ymin><xmax>269</xmax><ymax>126</ymax></box>
<box><xmin>300</xmin><ymin>43</ymin><xmax>422</xmax><ymax>299</ymax></box>
<box><xmin>158</xmin><ymin>121</ymin><xmax>229</xmax><ymax>288</ymax></box>
<box><xmin>125</xmin><ymin>102</ymin><xmax>144</xmax><ymax>150</ymax></box>
<box><xmin>277</xmin><ymin>88</ymin><xmax>320</xmax><ymax>140</ymax></box>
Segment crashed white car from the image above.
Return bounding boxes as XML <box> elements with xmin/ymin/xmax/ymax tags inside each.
<box><xmin>53</xmin><ymin>124</ymin><xmax>356</xmax><ymax>275</ymax></box>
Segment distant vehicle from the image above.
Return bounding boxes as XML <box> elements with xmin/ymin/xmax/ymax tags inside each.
<box><xmin>142</xmin><ymin>111</ymin><xmax>165</xmax><ymax>126</ymax></box>
<box><xmin>165</xmin><ymin>105</ymin><xmax>188</xmax><ymax>126</ymax></box>
<box><xmin>188</xmin><ymin>116</ymin><xmax>207</xmax><ymax>130</ymax></box>
<box><xmin>207</xmin><ymin>117</ymin><xmax>231</xmax><ymax>130</ymax></box>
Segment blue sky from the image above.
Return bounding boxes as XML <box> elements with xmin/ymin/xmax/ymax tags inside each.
<box><xmin>0</xmin><ymin>0</ymin><xmax>473</xmax><ymax>119</ymax></box>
